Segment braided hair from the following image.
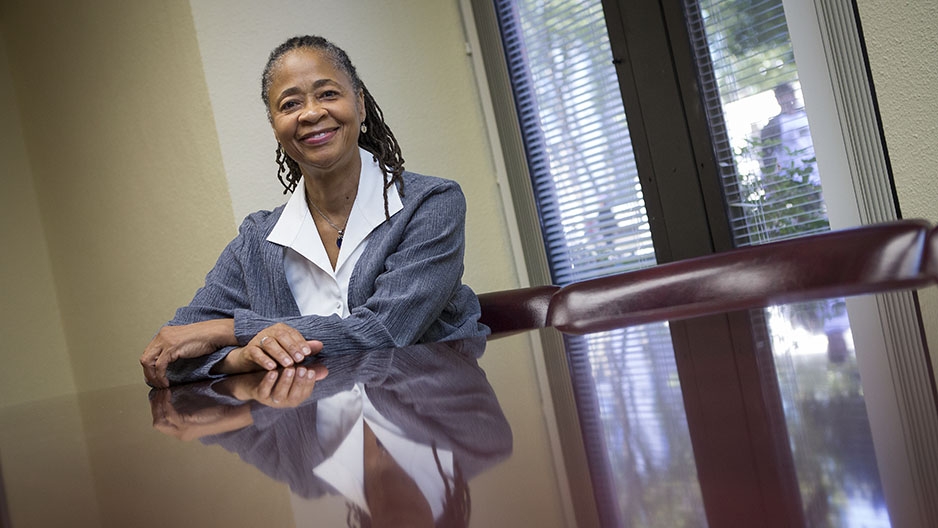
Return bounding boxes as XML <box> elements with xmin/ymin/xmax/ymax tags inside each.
<box><xmin>345</xmin><ymin>445</ymin><xmax>471</xmax><ymax>528</ymax></box>
<box><xmin>261</xmin><ymin>35</ymin><xmax>405</xmax><ymax>218</ymax></box>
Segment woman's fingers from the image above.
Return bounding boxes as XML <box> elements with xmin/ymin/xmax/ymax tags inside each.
<box><xmin>289</xmin><ymin>366</ymin><xmax>322</xmax><ymax>397</ymax></box>
<box><xmin>255</xmin><ymin>335</ymin><xmax>294</xmax><ymax>367</ymax></box>
<box><xmin>236</xmin><ymin>365</ymin><xmax>327</xmax><ymax>407</ymax></box>
<box><xmin>145</xmin><ymin>321</ymin><xmax>325</xmax><ymax>382</ymax></box>
<box><xmin>141</xmin><ymin>359</ymin><xmax>163</xmax><ymax>388</ymax></box>
<box><xmin>244</xmin><ymin>345</ymin><xmax>278</xmax><ymax>370</ymax></box>
<box><xmin>255</xmin><ymin>370</ymin><xmax>278</xmax><ymax>399</ymax></box>
<box><xmin>270</xmin><ymin>368</ymin><xmax>295</xmax><ymax>403</ymax></box>
<box><xmin>227</xmin><ymin>362</ymin><xmax>328</xmax><ymax>407</ymax></box>
<box><xmin>264</xmin><ymin>323</ymin><xmax>318</xmax><ymax>362</ymax></box>
<box><xmin>252</xmin><ymin>324</ymin><xmax>323</xmax><ymax>368</ymax></box>
<box><xmin>269</xmin><ymin>367</ymin><xmax>320</xmax><ymax>405</ymax></box>
<box><xmin>149</xmin><ymin>389</ymin><xmax>172</xmax><ymax>425</ymax></box>
<box><xmin>141</xmin><ymin>322</ymin><xmax>229</xmax><ymax>387</ymax></box>
<box><xmin>141</xmin><ymin>341</ymin><xmax>170</xmax><ymax>388</ymax></box>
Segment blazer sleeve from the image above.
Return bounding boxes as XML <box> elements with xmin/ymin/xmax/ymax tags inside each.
<box><xmin>231</xmin><ymin>181</ymin><xmax>471</xmax><ymax>354</ymax></box>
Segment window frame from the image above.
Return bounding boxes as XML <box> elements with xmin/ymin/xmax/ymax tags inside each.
<box><xmin>463</xmin><ymin>0</ymin><xmax>938</xmax><ymax>526</ymax></box>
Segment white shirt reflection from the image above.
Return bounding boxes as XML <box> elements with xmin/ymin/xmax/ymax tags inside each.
<box><xmin>313</xmin><ymin>383</ymin><xmax>455</xmax><ymax>520</ymax></box>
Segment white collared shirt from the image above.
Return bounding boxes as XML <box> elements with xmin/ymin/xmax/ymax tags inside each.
<box><xmin>312</xmin><ymin>385</ymin><xmax>455</xmax><ymax>520</ymax></box>
<box><xmin>266</xmin><ymin>148</ymin><xmax>403</xmax><ymax>317</ymax></box>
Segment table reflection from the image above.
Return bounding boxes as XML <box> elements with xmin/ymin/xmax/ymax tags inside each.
<box><xmin>762</xmin><ymin>299</ymin><xmax>886</xmax><ymax>527</ymax></box>
<box><xmin>148</xmin><ymin>338</ymin><xmax>512</xmax><ymax>528</ymax></box>
<box><xmin>3</xmin><ymin>291</ymin><xmax>932</xmax><ymax>527</ymax></box>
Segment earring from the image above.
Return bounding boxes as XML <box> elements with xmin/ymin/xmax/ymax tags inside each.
<box><xmin>360</xmin><ymin>122</ymin><xmax>368</xmax><ymax>134</ymax></box>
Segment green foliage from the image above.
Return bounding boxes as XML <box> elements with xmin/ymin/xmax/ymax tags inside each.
<box><xmin>719</xmin><ymin>0</ymin><xmax>790</xmax><ymax>56</ymax></box>
<box><xmin>734</xmin><ymin>136</ymin><xmax>829</xmax><ymax>242</ymax></box>
<box><xmin>700</xmin><ymin>0</ymin><xmax>798</xmax><ymax>98</ymax></box>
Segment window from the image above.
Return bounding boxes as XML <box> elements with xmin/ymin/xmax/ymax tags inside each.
<box><xmin>492</xmin><ymin>1</ymin><xmax>703</xmax><ymax>526</ymax></box>
<box><xmin>467</xmin><ymin>0</ymin><xmax>938</xmax><ymax>526</ymax></box>
<box><xmin>685</xmin><ymin>0</ymin><xmax>884</xmax><ymax>524</ymax></box>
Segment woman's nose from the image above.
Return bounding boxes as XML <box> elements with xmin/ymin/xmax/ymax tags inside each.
<box><xmin>299</xmin><ymin>102</ymin><xmax>324</xmax><ymax>122</ymax></box>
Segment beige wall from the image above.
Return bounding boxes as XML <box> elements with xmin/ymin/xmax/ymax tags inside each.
<box><xmin>855</xmin><ymin>0</ymin><xmax>938</xmax><ymax>362</ymax></box>
<box><xmin>0</xmin><ymin>0</ymin><xmax>235</xmax><ymax>397</ymax></box>
<box><xmin>0</xmin><ymin>34</ymin><xmax>75</xmax><ymax>405</ymax></box>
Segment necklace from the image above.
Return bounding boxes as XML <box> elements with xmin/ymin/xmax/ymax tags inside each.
<box><xmin>305</xmin><ymin>194</ymin><xmax>349</xmax><ymax>248</ymax></box>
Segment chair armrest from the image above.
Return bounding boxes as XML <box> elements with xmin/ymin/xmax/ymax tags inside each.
<box><xmin>478</xmin><ymin>285</ymin><xmax>560</xmax><ymax>338</ymax></box>
<box><xmin>547</xmin><ymin>220</ymin><xmax>932</xmax><ymax>335</ymax></box>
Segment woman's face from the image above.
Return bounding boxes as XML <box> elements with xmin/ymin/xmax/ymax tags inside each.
<box><xmin>267</xmin><ymin>48</ymin><xmax>365</xmax><ymax>179</ymax></box>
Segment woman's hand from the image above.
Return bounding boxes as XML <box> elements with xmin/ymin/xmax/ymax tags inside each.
<box><xmin>141</xmin><ymin>319</ymin><xmax>238</xmax><ymax>388</ymax></box>
<box><xmin>149</xmin><ymin>389</ymin><xmax>254</xmax><ymax>441</ymax></box>
<box><xmin>220</xmin><ymin>365</ymin><xmax>328</xmax><ymax>409</ymax></box>
<box><xmin>217</xmin><ymin>322</ymin><xmax>323</xmax><ymax>375</ymax></box>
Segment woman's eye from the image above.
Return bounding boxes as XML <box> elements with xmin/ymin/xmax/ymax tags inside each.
<box><xmin>280</xmin><ymin>100</ymin><xmax>300</xmax><ymax>111</ymax></box>
<box><xmin>319</xmin><ymin>90</ymin><xmax>339</xmax><ymax>99</ymax></box>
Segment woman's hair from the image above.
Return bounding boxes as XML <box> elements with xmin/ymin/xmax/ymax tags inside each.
<box><xmin>261</xmin><ymin>35</ymin><xmax>405</xmax><ymax>218</ymax></box>
<box><xmin>346</xmin><ymin>448</ymin><xmax>471</xmax><ymax>528</ymax></box>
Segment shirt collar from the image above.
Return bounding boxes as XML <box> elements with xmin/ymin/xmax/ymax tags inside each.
<box><xmin>266</xmin><ymin>148</ymin><xmax>403</xmax><ymax>272</ymax></box>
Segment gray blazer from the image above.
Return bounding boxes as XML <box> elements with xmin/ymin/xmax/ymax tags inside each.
<box><xmin>166</xmin><ymin>172</ymin><xmax>488</xmax><ymax>385</ymax></box>
<box><xmin>178</xmin><ymin>339</ymin><xmax>512</xmax><ymax>500</ymax></box>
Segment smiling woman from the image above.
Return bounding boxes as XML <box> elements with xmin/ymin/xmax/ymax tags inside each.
<box><xmin>140</xmin><ymin>35</ymin><xmax>489</xmax><ymax>388</ymax></box>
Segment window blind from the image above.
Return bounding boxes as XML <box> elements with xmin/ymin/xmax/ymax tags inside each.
<box><xmin>493</xmin><ymin>1</ymin><xmax>706</xmax><ymax>526</ymax></box>
<box><xmin>495</xmin><ymin>0</ymin><xmax>653</xmax><ymax>286</ymax></box>
<box><xmin>686</xmin><ymin>0</ymin><xmax>830</xmax><ymax>247</ymax></box>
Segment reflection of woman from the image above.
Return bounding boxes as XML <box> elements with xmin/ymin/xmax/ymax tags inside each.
<box><xmin>150</xmin><ymin>339</ymin><xmax>512</xmax><ymax>528</ymax></box>
<box><xmin>141</xmin><ymin>36</ymin><xmax>487</xmax><ymax>387</ymax></box>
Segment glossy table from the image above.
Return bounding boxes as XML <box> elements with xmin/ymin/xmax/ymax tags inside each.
<box><xmin>2</xmin><ymin>293</ymin><xmax>936</xmax><ymax>527</ymax></box>
<box><xmin>0</xmin><ymin>336</ymin><xmax>569</xmax><ymax>528</ymax></box>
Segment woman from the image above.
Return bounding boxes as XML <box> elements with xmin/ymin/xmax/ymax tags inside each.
<box><xmin>141</xmin><ymin>35</ymin><xmax>487</xmax><ymax>387</ymax></box>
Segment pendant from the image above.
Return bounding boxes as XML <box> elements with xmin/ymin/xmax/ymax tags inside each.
<box><xmin>336</xmin><ymin>236</ymin><xmax>343</xmax><ymax>248</ymax></box>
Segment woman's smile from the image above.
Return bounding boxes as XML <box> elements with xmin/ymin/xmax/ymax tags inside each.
<box><xmin>299</xmin><ymin>128</ymin><xmax>338</xmax><ymax>146</ymax></box>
